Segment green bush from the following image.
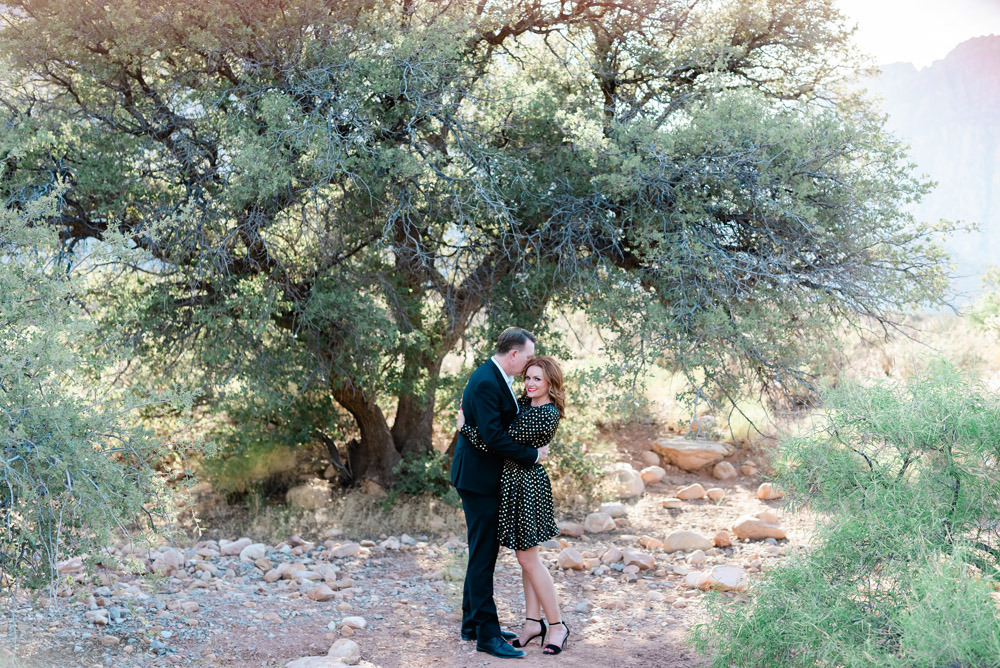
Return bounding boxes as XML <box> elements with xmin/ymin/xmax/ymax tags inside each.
<box><xmin>1</xmin><ymin>192</ymin><xmax>192</xmax><ymax>590</ymax></box>
<box><xmin>691</xmin><ymin>360</ymin><xmax>1000</xmax><ymax>668</ymax></box>
<box><xmin>389</xmin><ymin>450</ymin><xmax>460</xmax><ymax>507</ymax></box>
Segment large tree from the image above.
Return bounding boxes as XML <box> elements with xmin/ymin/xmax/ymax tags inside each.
<box><xmin>0</xmin><ymin>0</ymin><xmax>948</xmax><ymax>482</ymax></box>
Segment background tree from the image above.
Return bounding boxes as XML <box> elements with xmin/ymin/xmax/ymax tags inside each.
<box><xmin>0</xmin><ymin>0</ymin><xmax>950</xmax><ymax>483</ymax></box>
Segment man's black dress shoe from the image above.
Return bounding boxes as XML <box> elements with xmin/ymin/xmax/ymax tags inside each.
<box><xmin>462</xmin><ymin>630</ymin><xmax>518</xmax><ymax>641</ymax></box>
<box><xmin>476</xmin><ymin>636</ymin><xmax>525</xmax><ymax>658</ymax></box>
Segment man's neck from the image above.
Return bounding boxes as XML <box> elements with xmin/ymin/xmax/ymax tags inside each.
<box><xmin>491</xmin><ymin>355</ymin><xmax>512</xmax><ymax>379</ymax></box>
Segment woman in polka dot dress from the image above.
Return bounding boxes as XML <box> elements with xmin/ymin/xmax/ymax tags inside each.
<box><xmin>457</xmin><ymin>356</ymin><xmax>570</xmax><ymax>655</ymax></box>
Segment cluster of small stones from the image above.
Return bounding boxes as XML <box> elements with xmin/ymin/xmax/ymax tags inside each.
<box><xmin>10</xmin><ymin>528</ymin><xmax>458</xmax><ymax>666</ymax></box>
<box><xmin>0</xmin><ymin>437</ymin><xmax>793</xmax><ymax>666</ymax></box>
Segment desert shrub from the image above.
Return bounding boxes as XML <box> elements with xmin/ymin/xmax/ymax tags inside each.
<box><xmin>691</xmin><ymin>360</ymin><xmax>1000</xmax><ymax>668</ymax></box>
<box><xmin>389</xmin><ymin>450</ymin><xmax>460</xmax><ymax>508</ymax></box>
<box><xmin>1</xmin><ymin>193</ymin><xmax>192</xmax><ymax>593</ymax></box>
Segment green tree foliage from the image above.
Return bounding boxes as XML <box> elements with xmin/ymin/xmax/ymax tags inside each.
<box><xmin>691</xmin><ymin>361</ymin><xmax>1000</xmax><ymax>668</ymax></box>
<box><xmin>0</xmin><ymin>192</ymin><xmax>190</xmax><ymax>590</ymax></box>
<box><xmin>0</xmin><ymin>0</ymin><xmax>951</xmax><ymax>482</ymax></box>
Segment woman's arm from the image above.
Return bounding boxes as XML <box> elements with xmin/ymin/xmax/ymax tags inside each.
<box><xmin>508</xmin><ymin>405</ymin><xmax>560</xmax><ymax>447</ymax></box>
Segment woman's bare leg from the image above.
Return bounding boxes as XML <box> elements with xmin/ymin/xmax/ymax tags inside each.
<box><xmin>516</xmin><ymin>547</ymin><xmax>567</xmax><ymax>646</ymax></box>
<box><xmin>517</xmin><ymin>568</ymin><xmax>542</xmax><ymax>645</ymax></box>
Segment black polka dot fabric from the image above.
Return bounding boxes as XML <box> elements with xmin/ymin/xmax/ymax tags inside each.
<box><xmin>461</xmin><ymin>396</ymin><xmax>561</xmax><ymax>551</ymax></box>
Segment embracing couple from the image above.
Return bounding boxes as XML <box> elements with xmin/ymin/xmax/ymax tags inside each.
<box><xmin>450</xmin><ymin>327</ymin><xmax>570</xmax><ymax>659</ymax></box>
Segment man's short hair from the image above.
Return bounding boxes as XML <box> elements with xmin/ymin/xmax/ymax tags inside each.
<box><xmin>496</xmin><ymin>327</ymin><xmax>536</xmax><ymax>355</ymax></box>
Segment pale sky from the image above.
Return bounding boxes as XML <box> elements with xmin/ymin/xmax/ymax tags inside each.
<box><xmin>836</xmin><ymin>0</ymin><xmax>1000</xmax><ymax>67</ymax></box>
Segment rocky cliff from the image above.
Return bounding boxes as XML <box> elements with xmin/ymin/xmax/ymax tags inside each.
<box><xmin>868</xmin><ymin>35</ymin><xmax>1000</xmax><ymax>298</ymax></box>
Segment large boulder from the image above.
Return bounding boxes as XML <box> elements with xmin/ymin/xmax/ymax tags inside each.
<box><xmin>653</xmin><ymin>438</ymin><xmax>732</xmax><ymax>471</ymax></box>
<box><xmin>663</xmin><ymin>530</ymin><xmax>713</xmax><ymax>552</ymax></box>
<box><xmin>732</xmin><ymin>511</ymin><xmax>787</xmax><ymax>541</ymax></box>
<box><xmin>287</xmin><ymin>480</ymin><xmax>332</xmax><ymax>510</ymax></box>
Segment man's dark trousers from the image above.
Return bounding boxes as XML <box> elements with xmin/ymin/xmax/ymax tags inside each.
<box><xmin>459</xmin><ymin>489</ymin><xmax>502</xmax><ymax>640</ymax></box>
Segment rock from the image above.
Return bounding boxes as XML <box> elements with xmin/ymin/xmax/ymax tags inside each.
<box><xmin>740</xmin><ymin>464</ymin><xmax>758</xmax><ymax>476</ymax></box>
<box><xmin>676</xmin><ymin>483</ymin><xmax>707</xmax><ymax>500</ymax></box>
<box><xmin>639</xmin><ymin>450</ymin><xmax>661</xmax><ymax>467</ymax></box>
<box><xmin>239</xmin><ymin>543</ymin><xmax>268</xmax><ymax>562</ymax></box>
<box><xmin>662</xmin><ymin>497</ymin><xmax>684</xmax><ymax>509</ymax></box>
<box><xmin>329</xmin><ymin>543</ymin><xmax>361</xmax><ymax>559</ymax></box>
<box><xmin>341</xmin><ymin>616</ymin><xmax>367</xmax><ymax>630</ymax></box>
<box><xmin>307</xmin><ymin>584</ymin><xmax>336</xmax><ymax>601</ymax></box>
<box><xmin>583</xmin><ymin>512</ymin><xmax>616</xmax><ymax>533</ymax></box>
<box><xmin>361</xmin><ymin>479</ymin><xmax>386</xmax><ymax>497</ymax></box>
<box><xmin>653</xmin><ymin>438</ymin><xmax>731</xmax><ymax>471</ymax></box>
<box><xmin>684</xmin><ymin>571</ymin><xmax>710</xmax><ymax>589</ymax></box>
<box><xmin>663</xmin><ymin>530</ymin><xmax>713</xmax><ymax>552</ymax></box>
<box><xmin>285</xmin><ymin>657</ymin><xmax>345</xmax><ymax>668</ymax></box>
<box><xmin>610</xmin><ymin>463</ymin><xmax>645</xmax><ymax>498</ymax></box>
<box><xmin>704</xmin><ymin>565</ymin><xmax>748</xmax><ymax>591</ymax></box>
<box><xmin>706</xmin><ymin>487</ymin><xmax>726</xmax><ymax>501</ymax></box>
<box><xmin>687</xmin><ymin>549</ymin><xmax>707</xmax><ymax>567</ymax></box>
<box><xmin>100</xmin><ymin>635</ymin><xmax>119</xmax><ymax>647</ymax></box>
<box><xmin>756</xmin><ymin>483</ymin><xmax>784</xmax><ymax>500</ymax></box>
<box><xmin>327</xmin><ymin>638</ymin><xmax>361</xmax><ymax>665</ymax></box>
<box><xmin>639</xmin><ymin>535</ymin><xmax>664</xmax><ymax>550</ymax></box>
<box><xmin>713</xmin><ymin>461</ymin><xmax>738</xmax><ymax>480</ymax></box>
<box><xmin>287</xmin><ymin>480</ymin><xmax>332</xmax><ymax>510</ymax></box>
<box><xmin>622</xmin><ymin>549</ymin><xmax>655</xmax><ymax>570</ymax></box>
<box><xmin>220</xmin><ymin>538</ymin><xmax>253</xmax><ymax>556</ymax></box>
<box><xmin>557</xmin><ymin>548</ymin><xmax>585</xmax><ymax>570</ymax></box>
<box><xmin>732</xmin><ymin>511</ymin><xmax>786</xmax><ymax>541</ymax></box>
<box><xmin>379</xmin><ymin>537</ymin><xmax>401</xmax><ymax>550</ymax></box>
<box><xmin>57</xmin><ymin>557</ymin><xmax>85</xmax><ymax>574</ymax></box>
<box><xmin>599</xmin><ymin>502</ymin><xmax>627</xmax><ymax>518</ymax></box>
<box><xmin>151</xmin><ymin>548</ymin><xmax>184</xmax><ymax>575</ymax></box>
<box><xmin>557</xmin><ymin>522</ymin><xmax>584</xmax><ymax>538</ymax></box>
<box><xmin>84</xmin><ymin>610</ymin><xmax>109</xmax><ymax>625</ymax></box>
<box><xmin>265</xmin><ymin>563</ymin><xmax>288</xmax><ymax>582</ymax></box>
<box><xmin>601</xmin><ymin>547</ymin><xmax>623</xmax><ymax>564</ymax></box>
<box><xmin>713</xmin><ymin>531</ymin><xmax>733</xmax><ymax>548</ymax></box>
<box><xmin>640</xmin><ymin>466</ymin><xmax>666</xmax><ymax>484</ymax></box>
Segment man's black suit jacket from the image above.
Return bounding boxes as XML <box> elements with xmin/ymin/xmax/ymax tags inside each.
<box><xmin>451</xmin><ymin>359</ymin><xmax>538</xmax><ymax>497</ymax></box>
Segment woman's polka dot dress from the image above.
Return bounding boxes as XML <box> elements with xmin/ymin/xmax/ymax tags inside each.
<box><xmin>461</xmin><ymin>396</ymin><xmax>561</xmax><ymax>550</ymax></box>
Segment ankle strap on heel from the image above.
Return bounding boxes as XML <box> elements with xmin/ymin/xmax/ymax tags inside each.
<box><xmin>525</xmin><ymin>617</ymin><xmax>543</xmax><ymax>623</ymax></box>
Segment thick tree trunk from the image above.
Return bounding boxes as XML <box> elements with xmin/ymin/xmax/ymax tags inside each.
<box><xmin>331</xmin><ymin>380</ymin><xmax>400</xmax><ymax>484</ymax></box>
<box><xmin>391</xmin><ymin>355</ymin><xmax>443</xmax><ymax>457</ymax></box>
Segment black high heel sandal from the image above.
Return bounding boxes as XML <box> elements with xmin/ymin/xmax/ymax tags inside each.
<box><xmin>511</xmin><ymin>617</ymin><xmax>547</xmax><ymax>648</ymax></box>
<box><xmin>543</xmin><ymin>621</ymin><xmax>570</xmax><ymax>655</ymax></box>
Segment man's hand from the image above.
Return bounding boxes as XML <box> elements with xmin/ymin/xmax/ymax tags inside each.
<box><xmin>535</xmin><ymin>445</ymin><xmax>550</xmax><ymax>463</ymax></box>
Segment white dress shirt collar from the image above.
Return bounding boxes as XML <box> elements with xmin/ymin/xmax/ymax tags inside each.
<box><xmin>491</xmin><ymin>356</ymin><xmax>520</xmax><ymax>413</ymax></box>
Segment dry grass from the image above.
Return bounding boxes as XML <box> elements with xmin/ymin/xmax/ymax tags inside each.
<box><xmin>180</xmin><ymin>490</ymin><xmax>467</xmax><ymax>544</ymax></box>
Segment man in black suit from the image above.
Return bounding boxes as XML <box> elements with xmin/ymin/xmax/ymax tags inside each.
<box><xmin>451</xmin><ymin>327</ymin><xmax>548</xmax><ymax>659</ymax></box>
